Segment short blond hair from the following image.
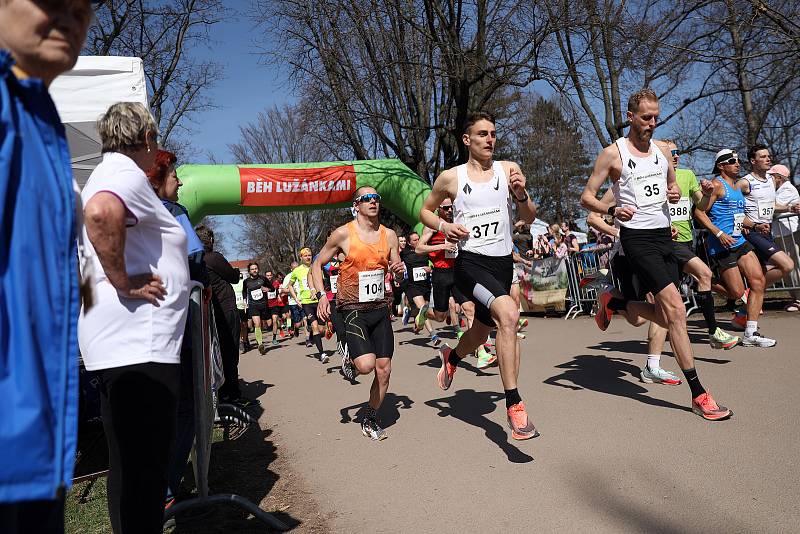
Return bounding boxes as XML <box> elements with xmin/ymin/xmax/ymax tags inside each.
<box><xmin>627</xmin><ymin>88</ymin><xmax>658</xmax><ymax>113</ymax></box>
<box><xmin>97</xmin><ymin>102</ymin><xmax>159</xmax><ymax>153</ymax></box>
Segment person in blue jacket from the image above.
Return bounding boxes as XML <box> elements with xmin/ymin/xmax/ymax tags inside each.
<box><xmin>0</xmin><ymin>1</ymin><xmax>94</xmax><ymax>532</ymax></box>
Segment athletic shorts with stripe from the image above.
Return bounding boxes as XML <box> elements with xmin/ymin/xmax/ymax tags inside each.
<box><xmin>342</xmin><ymin>308</ymin><xmax>394</xmax><ymax>359</ymax></box>
<box><xmin>453</xmin><ymin>250</ymin><xmax>513</xmax><ymax>327</ymax></box>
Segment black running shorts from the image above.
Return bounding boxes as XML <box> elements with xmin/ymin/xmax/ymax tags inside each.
<box><xmin>619</xmin><ymin>226</ymin><xmax>680</xmax><ymax>295</ymax></box>
<box><xmin>711</xmin><ymin>241</ymin><xmax>755</xmax><ymax>271</ymax></box>
<box><xmin>611</xmin><ymin>253</ymin><xmax>645</xmax><ymax>301</ymax></box>
<box><xmin>745</xmin><ymin>230</ymin><xmax>782</xmax><ymax>264</ymax></box>
<box><xmin>453</xmin><ymin>250</ymin><xmax>513</xmax><ymax>327</ymax></box>
<box><xmin>246</xmin><ymin>304</ymin><xmax>269</xmax><ymax>320</ymax></box>
<box><xmin>342</xmin><ymin>307</ymin><xmax>394</xmax><ymax>359</ymax></box>
<box><xmin>430</xmin><ymin>268</ymin><xmax>467</xmax><ymax>313</ymax></box>
<box><xmin>302</xmin><ymin>303</ymin><xmax>319</xmax><ymax>324</ymax></box>
<box><xmin>404</xmin><ymin>281</ymin><xmax>431</xmax><ymax>301</ymax></box>
<box><xmin>672</xmin><ymin>241</ymin><xmax>697</xmax><ymax>271</ymax></box>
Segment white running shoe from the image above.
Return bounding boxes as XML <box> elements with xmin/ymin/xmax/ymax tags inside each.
<box><xmin>741</xmin><ymin>331</ymin><xmax>777</xmax><ymax>348</ymax></box>
<box><xmin>640</xmin><ymin>366</ymin><xmax>682</xmax><ymax>385</ymax></box>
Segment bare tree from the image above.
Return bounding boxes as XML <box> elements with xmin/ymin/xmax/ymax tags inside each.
<box><xmin>255</xmin><ymin>0</ymin><xmax>551</xmax><ymax>182</ymax></box>
<box><xmin>85</xmin><ymin>0</ymin><xmax>225</xmax><ymax>155</ymax></box>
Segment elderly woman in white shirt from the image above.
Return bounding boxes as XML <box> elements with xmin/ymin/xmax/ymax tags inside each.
<box><xmin>770</xmin><ymin>164</ymin><xmax>800</xmax><ymax>310</ymax></box>
<box><xmin>80</xmin><ymin>102</ymin><xmax>189</xmax><ymax>534</ymax></box>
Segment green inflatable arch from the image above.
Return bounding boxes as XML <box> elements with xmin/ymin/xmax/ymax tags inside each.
<box><xmin>177</xmin><ymin>159</ymin><xmax>430</xmax><ymax>231</ymax></box>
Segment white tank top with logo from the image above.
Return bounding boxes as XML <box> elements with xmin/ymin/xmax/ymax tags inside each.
<box><xmin>741</xmin><ymin>172</ymin><xmax>776</xmax><ymax>224</ymax></box>
<box><xmin>612</xmin><ymin>137</ymin><xmax>670</xmax><ymax>229</ymax></box>
<box><xmin>453</xmin><ymin>161</ymin><xmax>514</xmax><ymax>256</ymax></box>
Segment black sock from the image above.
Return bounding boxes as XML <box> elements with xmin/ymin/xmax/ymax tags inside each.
<box><xmin>505</xmin><ymin>388</ymin><xmax>522</xmax><ymax>408</ymax></box>
<box><xmin>697</xmin><ymin>291</ymin><xmax>717</xmax><ymax>335</ymax></box>
<box><xmin>681</xmin><ymin>367</ymin><xmax>706</xmax><ymax>398</ymax></box>
<box><xmin>314</xmin><ymin>334</ymin><xmax>324</xmax><ymax>354</ymax></box>
<box><xmin>447</xmin><ymin>346</ymin><xmax>463</xmax><ymax>367</ymax></box>
<box><xmin>608</xmin><ymin>297</ymin><xmax>628</xmax><ymax>312</ymax></box>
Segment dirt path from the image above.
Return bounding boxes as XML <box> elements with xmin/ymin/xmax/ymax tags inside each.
<box><xmin>237</xmin><ymin>313</ymin><xmax>800</xmax><ymax>533</ymax></box>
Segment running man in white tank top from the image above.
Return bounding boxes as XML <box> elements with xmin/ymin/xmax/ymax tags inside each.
<box><xmin>738</xmin><ymin>144</ymin><xmax>795</xmax><ymax>288</ymax></box>
<box><xmin>581</xmin><ymin>88</ymin><xmax>732</xmax><ymax>421</ymax></box>
<box><xmin>419</xmin><ymin>111</ymin><xmax>540</xmax><ymax>440</ymax></box>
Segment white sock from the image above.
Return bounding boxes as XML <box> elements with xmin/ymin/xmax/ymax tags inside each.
<box><xmin>647</xmin><ymin>354</ymin><xmax>661</xmax><ymax>370</ymax></box>
<box><xmin>745</xmin><ymin>321</ymin><xmax>757</xmax><ymax>337</ymax></box>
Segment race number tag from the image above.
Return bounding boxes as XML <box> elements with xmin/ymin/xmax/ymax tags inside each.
<box><xmin>236</xmin><ymin>294</ymin><xmax>244</xmax><ymax>308</ymax></box>
<box><xmin>464</xmin><ymin>208</ymin><xmax>504</xmax><ymax>247</ymax></box>
<box><xmin>633</xmin><ymin>173</ymin><xmax>667</xmax><ymax>207</ymax></box>
<box><xmin>758</xmin><ymin>199</ymin><xmax>774</xmax><ymax>220</ymax></box>
<box><xmin>330</xmin><ymin>275</ymin><xmax>339</xmax><ymax>294</ymax></box>
<box><xmin>250</xmin><ymin>288</ymin><xmax>263</xmax><ymax>301</ymax></box>
<box><xmin>267</xmin><ymin>291</ymin><xmax>277</xmax><ymax>300</ymax></box>
<box><xmin>669</xmin><ymin>197</ymin><xmax>691</xmax><ymax>222</ymax></box>
<box><xmin>358</xmin><ymin>269</ymin><xmax>385</xmax><ymax>302</ymax></box>
<box><xmin>412</xmin><ymin>267</ymin><xmax>427</xmax><ymax>282</ymax></box>
<box><xmin>732</xmin><ymin>212</ymin><xmax>745</xmax><ymax>237</ymax></box>
<box><xmin>444</xmin><ymin>242</ymin><xmax>458</xmax><ymax>258</ymax></box>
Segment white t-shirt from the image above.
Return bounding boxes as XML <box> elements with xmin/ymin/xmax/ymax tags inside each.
<box><xmin>79</xmin><ymin>152</ymin><xmax>190</xmax><ymax>371</ymax></box>
<box><xmin>280</xmin><ymin>274</ymin><xmax>299</xmax><ymax>306</ymax></box>
<box><xmin>774</xmin><ymin>182</ymin><xmax>800</xmax><ymax>237</ymax></box>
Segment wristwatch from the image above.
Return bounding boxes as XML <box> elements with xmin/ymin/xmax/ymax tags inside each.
<box><xmin>315</xmin><ymin>290</ymin><xmax>324</xmax><ymax>300</ymax></box>
<box><xmin>607</xmin><ymin>205</ymin><xmax>616</xmax><ymax>217</ymax></box>
<box><xmin>514</xmin><ymin>191</ymin><xmax>529</xmax><ymax>202</ymax></box>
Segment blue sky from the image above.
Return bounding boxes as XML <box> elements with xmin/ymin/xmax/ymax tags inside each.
<box><xmin>188</xmin><ymin>6</ymin><xmax>293</xmax><ymax>255</ymax></box>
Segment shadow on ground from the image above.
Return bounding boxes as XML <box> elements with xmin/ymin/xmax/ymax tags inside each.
<box><xmin>543</xmin><ymin>354</ymin><xmax>691</xmax><ymax>413</ymax></box>
<box><xmin>587</xmin><ymin>338</ymin><xmax>731</xmax><ymax>365</ymax></box>
<box><xmin>425</xmin><ymin>389</ymin><xmax>534</xmax><ymax>464</ymax></box>
<box><xmin>339</xmin><ymin>393</ymin><xmax>415</xmax><ymax>428</ymax></box>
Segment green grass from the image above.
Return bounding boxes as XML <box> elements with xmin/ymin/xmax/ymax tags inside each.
<box><xmin>65</xmin><ymin>427</ymin><xmax>226</xmax><ymax>533</ymax></box>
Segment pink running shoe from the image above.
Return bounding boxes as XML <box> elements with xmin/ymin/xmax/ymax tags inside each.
<box><xmin>506</xmin><ymin>402</ymin><xmax>540</xmax><ymax>440</ymax></box>
<box><xmin>437</xmin><ymin>344</ymin><xmax>457</xmax><ymax>390</ymax></box>
<box><xmin>692</xmin><ymin>392</ymin><xmax>732</xmax><ymax>421</ymax></box>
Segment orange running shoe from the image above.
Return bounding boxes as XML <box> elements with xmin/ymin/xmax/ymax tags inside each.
<box><xmin>691</xmin><ymin>392</ymin><xmax>732</xmax><ymax>421</ymax></box>
<box><xmin>595</xmin><ymin>291</ymin><xmax>614</xmax><ymax>331</ymax></box>
<box><xmin>436</xmin><ymin>344</ymin><xmax>457</xmax><ymax>390</ymax></box>
<box><xmin>506</xmin><ymin>402</ymin><xmax>540</xmax><ymax>440</ymax></box>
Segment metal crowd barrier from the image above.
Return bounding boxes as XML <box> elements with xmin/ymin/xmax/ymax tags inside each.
<box><xmin>695</xmin><ymin>212</ymin><xmax>800</xmax><ymax>295</ymax></box>
<box><xmin>163</xmin><ymin>285</ymin><xmax>288</xmax><ymax>531</ymax></box>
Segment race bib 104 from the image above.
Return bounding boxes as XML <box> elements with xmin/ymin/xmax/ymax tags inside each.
<box><xmin>464</xmin><ymin>208</ymin><xmax>504</xmax><ymax>247</ymax></box>
<box><xmin>633</xmin><ymin>173</ymin><xmax>667</xmax><ymax>207</ymax></box>
<box><xmin>267</xmin><ymin>291</ymin><xmax>277</xmax><ymax>300</ymax></box>
<box><xmin>669</xmin><ymin>197</ymin><xmax>691</xmax><ymax>222</ymax></box>
<box><xmin>358</xmin><ymin>269</ymin><xmax>385</xmax><ymax>302</ymax></box>
<box><xmin>412</xmin><ymin>267</ymin><xmax>427</xmax><ymax>282</ymax></box>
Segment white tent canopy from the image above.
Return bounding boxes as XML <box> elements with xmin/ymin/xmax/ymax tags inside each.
<box><xmin>49</xmin><ymin>56</ymin><xmax>148</xmax><ymax>186</ymax></box>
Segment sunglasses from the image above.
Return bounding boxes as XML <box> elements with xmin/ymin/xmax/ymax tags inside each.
<box><xmin>438</xmin><ymin>205</ymin><xmax>453</xmax><ymax>211</ymax></box>
<box><xmin>355</xmin><ymin>193</ymin><xmax>381</xmax><ymax>203</ymax></box>
<box><xmin>719</xmin><ymin>157</ymin><xmax>739</xmax><ymax>166</ymax></box>
<box><xmin>670</xmin><ymin>149</ymin><xmax>679</xmax><ymax>156</ymax></box>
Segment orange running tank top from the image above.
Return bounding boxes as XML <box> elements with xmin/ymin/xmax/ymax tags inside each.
<box><xmin>337</xmin><ymin>221</ymin><xmax>392</xmax><ymax>310</ymax></box>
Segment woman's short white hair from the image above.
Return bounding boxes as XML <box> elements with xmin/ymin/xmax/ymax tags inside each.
<box><xmin>97</xmin><ymin>102</ymin><xmax>159</xmax><ymax>153</ymax></box>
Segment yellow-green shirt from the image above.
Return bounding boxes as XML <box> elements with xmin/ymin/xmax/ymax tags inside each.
<box><xmin>672</xmin><ymin>168</ymin><xmax>700</xmax><ymax>243</ymax></box>
<box><xmin>289</xmin><ymin>264</ymin><xmax>318</xmax><ymax>304</ymax></box>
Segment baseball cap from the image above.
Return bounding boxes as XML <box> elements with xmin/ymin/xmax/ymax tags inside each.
<box><xmin>712</xmin><ymin>149</ymin><xmax>737</xmax><ymax>174</ymax></box>
<box><xmin>767</xmin><ymin>164</ymin><xmax>790</xmax><ymax>178</ymax></box>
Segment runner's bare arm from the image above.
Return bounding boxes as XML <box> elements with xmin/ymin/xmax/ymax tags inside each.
<box><xmin>420</xmin><ymin>170</ymin><xmax>469</xmax><ymax>240</ymax></box>
<box><xmin>311</xmin><ymin>226</ymin><xmax>347</xmax><ymax>298</ymax></box>
<box><xmin>586</xmin><ymin>189</ymin><xmax>619</xmax><ymax>237</ymax></box>
<box><xmin>581</xmin><ymin>147</ymin><xmax>635</xmax><ymax>221</ymax></box>
<box><xmin>84</xmin><ymin>192</ymin><xmax>166</xmax><ymax>305</ymax></box>
<box><xmin>506</xmin><ymin>161</ymin><xmax>536</xmax><ymax>224</ymax></box>
<box><xmin>415</xmin><ymin>226</ymin><xmax>445</xmax><ymax>255</ymax></box>
<box><xmin>386</xmin><ymin>230</ymin><xmax>405</xmax><ymax>277</ymax></box>
<box><xmin>666</xmin><ymin>159</ymin><xmax>680</xmax><ymax>203</ymax></box>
